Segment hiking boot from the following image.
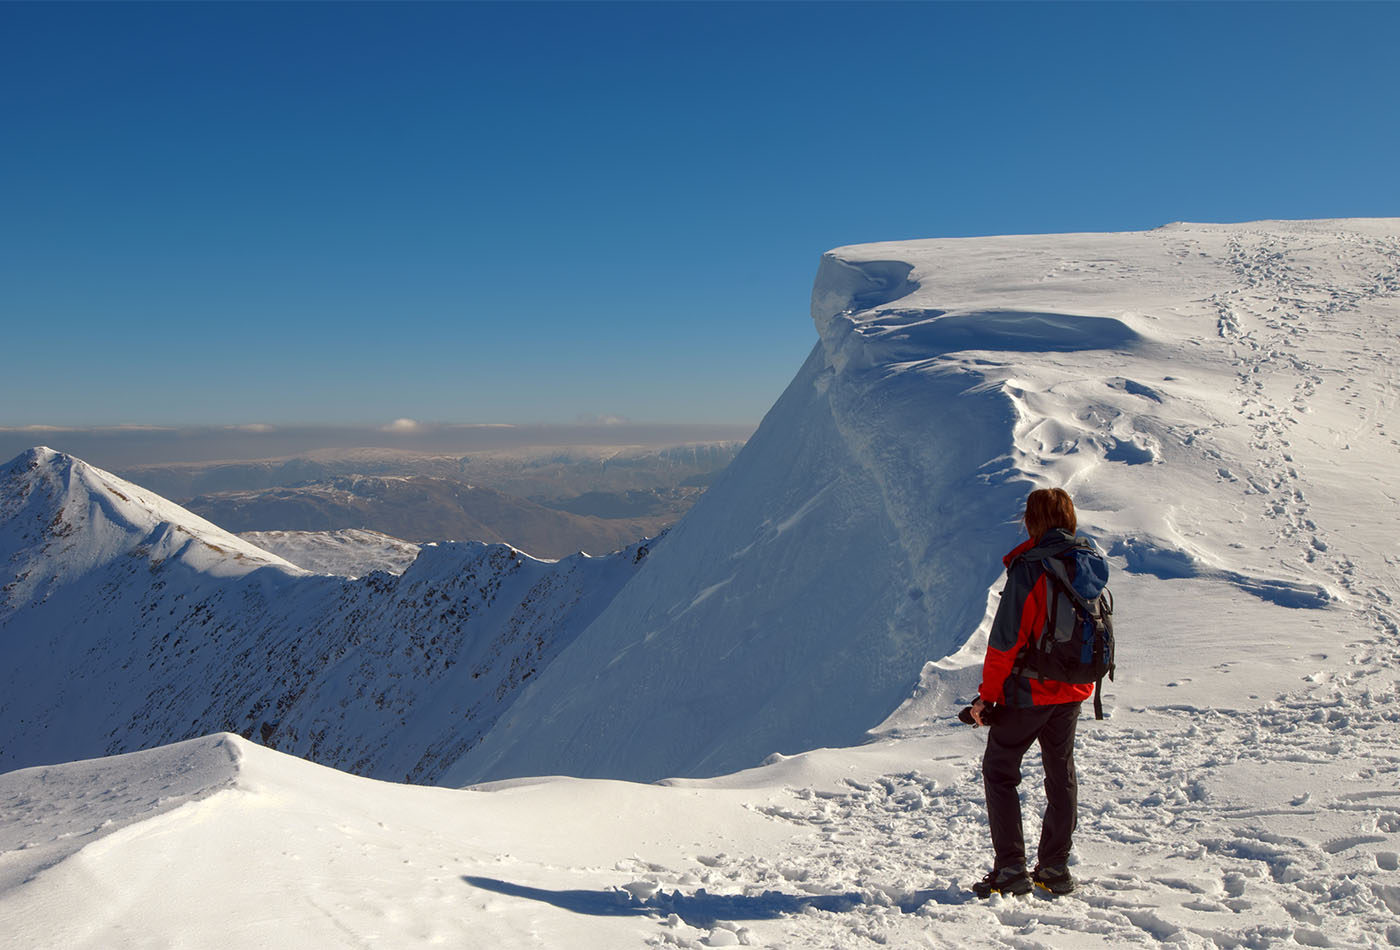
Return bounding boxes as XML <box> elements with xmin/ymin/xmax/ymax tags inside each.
<box><xmin>1032</xmin><ymin>864</ymin><xmax>1076</xmax><ymax>895</ymax></box>
<box><xmin>971</xmin><ymin>867</ymin><xmax>1032</xmax><ymax>898</ymax></box>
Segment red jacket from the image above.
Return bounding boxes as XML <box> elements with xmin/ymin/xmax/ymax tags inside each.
<box><xmin>979</xmin><ymin>531</ymin><xmax>1102</xmax><ymax>707</ymax></box>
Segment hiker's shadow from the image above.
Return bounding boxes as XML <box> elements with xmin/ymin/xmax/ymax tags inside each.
<box><xmin>461</xmin><ymin>875</ymin><xmax>869</xmax><ymax>926</ymax></box>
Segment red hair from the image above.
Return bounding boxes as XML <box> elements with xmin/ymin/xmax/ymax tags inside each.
<box><xmin>1024</xmin><ymin>488</ymin><xmax>1076</xmax><ymax>540</ymax></box>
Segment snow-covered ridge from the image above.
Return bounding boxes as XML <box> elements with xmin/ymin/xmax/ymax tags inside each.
<box><xmin>448</xmin><ymin>219</ymin><xmax>1399</xmax><ymax>783</ymax></box>
<box><xmin>4</xmin><ymin>219</ymin><xmax>1398</xmax><ymax>792</ymax></box>
<box><xmin>812</xmin><ymin>222</ymin><xmax>1400</xmax><ymax>605</ymax></box>
<box><xmin>237</xmin><ymin>528</ymin><xmax>422</xmax><ymax>577</ymax></box>
<box><xmin>0</xmin><ymin>733</ymin><xmax>244</xmax><ymax>894</ymax></box>
<box><xmin>0</xmin><ymin>448</ymin><xmax>652</xmax><ymax>780</ymax></box>
<box><xmin>5</xmin><ymin>220</ymin><xmax>1400</xmax><ymax>949</ymax></box>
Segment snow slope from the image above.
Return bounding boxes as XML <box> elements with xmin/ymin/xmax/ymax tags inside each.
<box><xmin>0</xmin><ymin>449</ymin><xmax>651</xmax><ymax>781</ymax></box>
<box><xmin>0</xmin><ymin>445</ymin><xmax>302</xmax><ymax>587</ymax></box>
<box><xmin>4</xmin><ymin>699</ymin><xmax>1399</xmax><ymax>950</ymax></box>
<box><xmin>450</xmin><ymin>219</ymin><xmax>1400</xmax><ymax>785</ymax></box>
<box><xmin>4</xmin><ymin>219</ymin><xmax>1400</xmax><ymax>948</ymax></box>
<box><xmin>237</xmin><ymin>528</ymin><xmax>422</xmax><ymax>577</ymax></box>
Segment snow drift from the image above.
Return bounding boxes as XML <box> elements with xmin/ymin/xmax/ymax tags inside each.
<box><xmin>449</xmin><ymin>219</ymin><xmax>1398</xmax><ymax>783</ymax></box>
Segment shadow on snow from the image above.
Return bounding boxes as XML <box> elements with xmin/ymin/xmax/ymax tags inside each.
<box><xmin>461</xmin><ymin>875</ymin><xmax>873</xmax><ymax>926</ymax></box>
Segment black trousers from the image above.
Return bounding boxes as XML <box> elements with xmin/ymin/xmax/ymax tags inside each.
<box><xmin>981</xmin><ymin>701</ymin><xmax>1081</xmax><ymax>872</ymax></box>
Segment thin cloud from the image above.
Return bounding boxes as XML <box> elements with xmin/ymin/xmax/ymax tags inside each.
<box><xmin>0</xmin><ymin>422</ymin><xmax>756</xmax><ymax>471</ymax></box>
<box><xmin>575</xmin><ymin>413</ymin><xmax>630</xmax><ymax>426</ymax></box>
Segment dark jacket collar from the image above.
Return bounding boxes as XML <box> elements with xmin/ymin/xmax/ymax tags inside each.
<box><xmin>1003</xmin><ymin>528</ymin><xmax>1086</xmax><ymax>567</ymax></box>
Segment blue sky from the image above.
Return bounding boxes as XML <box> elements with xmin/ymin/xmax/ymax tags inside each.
<box><xmin>4</xmin><ymin>1</ymin><xmax>1397</xmax><ymax>429</ymax></box>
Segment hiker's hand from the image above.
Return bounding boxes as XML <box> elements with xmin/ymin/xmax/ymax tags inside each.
<box><xmin>971</xmin><ymin>698</ymin><xmax>988</xmax><ymax>727</ymax></box>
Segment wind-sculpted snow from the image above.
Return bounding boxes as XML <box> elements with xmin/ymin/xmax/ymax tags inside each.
<box><xmin>852</xmin><ymin>308</ymin><xmax>1142</xmax><ymax>356</ymax></box>
<box><xmin>0</xmin><ymin>449</ymin><xmax>650</xmax><ymax>780</ymax></box>
<box><xmin>0</xmin><ymin>734</ymin><xmax>242</xmax><ymax>892</ymax></box>
<box><xmin>236</xmin><ymin>528</ymin><xmax>422</xmax><ymax>577</ymax></box>
<box><xmin>450</xmin><ymin>219</ymin><xmax>1400</xmax><ymax>784</ymax></box>
<box><xmin>446</xmin><ymin>338</ymin><xmax>1018</xmax><ymax>784</ymax></box>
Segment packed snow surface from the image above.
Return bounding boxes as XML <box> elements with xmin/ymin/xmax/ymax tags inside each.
<box><xmin>3</xmin><ymin>219</ymin><xmax>1400</xmax><ymax>947</ymax></box>
<box><xmin>237</xmin><ymin>528</ymin><xmax>422</xmax><ymax>577</ymax></box>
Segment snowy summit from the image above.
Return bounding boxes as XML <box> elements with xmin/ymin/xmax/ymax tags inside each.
<box><xmin>3</xmin><ymin>219</ymin><xmax>1400</xmax><ymax>948</ymax></box>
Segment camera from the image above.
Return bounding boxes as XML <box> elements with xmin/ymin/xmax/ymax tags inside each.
<box><xmin>958</xmin><ymin>703</ymin><xmax>1000</xmax><ymax>727</ymax></box>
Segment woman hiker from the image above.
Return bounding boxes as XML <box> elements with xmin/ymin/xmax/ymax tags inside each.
<box><xmin>969</xmin><ymin>487</ymin><xmax>1110</xmax><ymax>898</ymax></box>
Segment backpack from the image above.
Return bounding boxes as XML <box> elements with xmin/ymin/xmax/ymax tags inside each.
<box><xmin>1014</xmin><ymin>555</ymin><xmax>1116</xmax><ymax>719</ymax></box>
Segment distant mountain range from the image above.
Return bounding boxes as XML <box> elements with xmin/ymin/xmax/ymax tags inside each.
<box><xmin>118</xmin><ymin>442</ymin><xmax>743</xmax><ymax>560</ymax></box>
<box><xmin>183</xmin><ymin>475</ymin><xmax>665</xmax><ymax>560</ymax></box>
<box><xmin>118</xmin><ymin>442</ymin><xmax>742</xmax><ymax>503</ymax></box>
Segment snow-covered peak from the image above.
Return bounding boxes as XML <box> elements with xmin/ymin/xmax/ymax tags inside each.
<box><xmin>1</xmin><ymin>446</ymin><xmax>300</xmax><ymax>596</ymax></box>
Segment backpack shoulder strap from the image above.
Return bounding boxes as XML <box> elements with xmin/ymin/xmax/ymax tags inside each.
<box><xmin>1041</xmin><ymin>556</ymin><xmax>1088</xmax><ymax>607</ymax></box>
<box><xmin>1009</xmin><ymin>561</ymin><xmax>1057</xmax><ymax>680</ymax></box>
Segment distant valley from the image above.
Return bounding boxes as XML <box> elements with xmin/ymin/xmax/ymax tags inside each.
<box><xmin>185</xmin><ymin>475</ymin><xmax>666</xmax><ymax>561</ymax></box>
<box><xmin>119</xmin><ymin>442</ymin><xmax>743</xmax><ymax>561</ymax></box>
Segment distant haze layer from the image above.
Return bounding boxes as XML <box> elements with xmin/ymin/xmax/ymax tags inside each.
<box><xmin>0</xmin><ymin>422</ymin><xmax>756</xmax><ymax>471</ymax></box>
